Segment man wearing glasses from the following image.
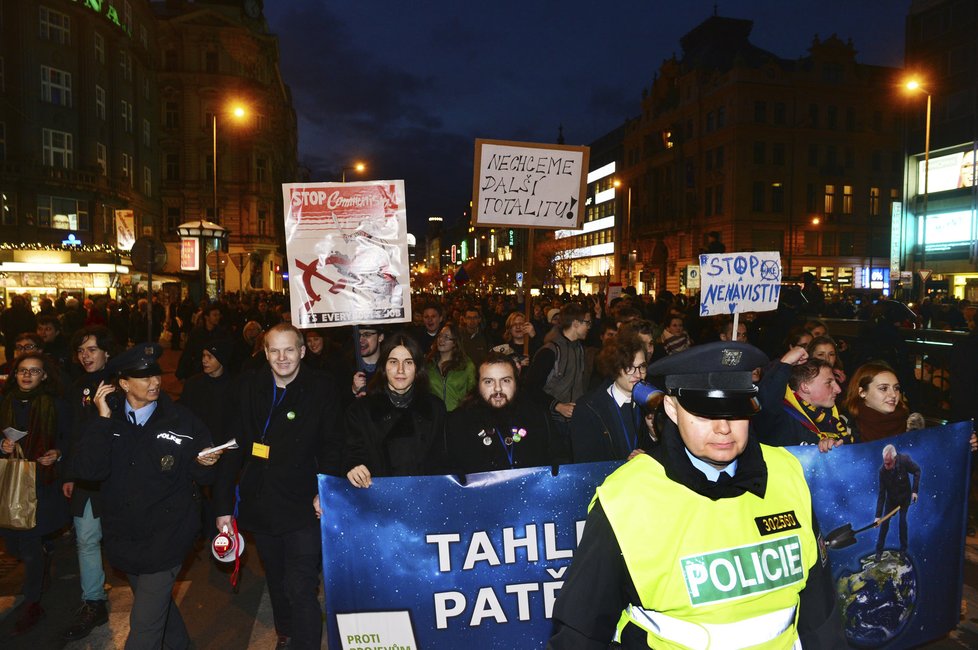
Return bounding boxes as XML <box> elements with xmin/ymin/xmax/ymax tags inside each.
<box><xmin>0</xmin><ymin>295</ymin><xmax>37</xmax><ymax>363</ymax></box>
<box><xmin>0</xmin><ymin>333</ymin><xmax>44</xmax><ymax>377</ymax></box>
<box><xmin>525</xmin><ymin>302</ymin><xmax>592</xmax><ymax>463</ymax></box>
<box><xmin>351</xmin><ymin>326</ymin><xmax>384</xmax><ymax>398</ymax></box>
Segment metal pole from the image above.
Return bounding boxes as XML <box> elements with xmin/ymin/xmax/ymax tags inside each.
<box><xmin>920</xmin><ymin>92</ymin><xmax>931</xmax><ymax>302</ymax></box>
<box><xmin>213</xmin><ymin>114</ymin><xmax>218</xmax><ymax>223</ymax></box>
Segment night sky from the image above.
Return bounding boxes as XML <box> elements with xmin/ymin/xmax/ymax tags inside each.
<box><xmin>264</xmin><ymin>0</ymin><xmax>912</xmax><ymax>235</ymax></box>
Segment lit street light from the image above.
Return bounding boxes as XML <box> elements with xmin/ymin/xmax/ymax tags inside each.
<box><xmin>210</xmin><ymin>102</ymin><xmax>248</xmax><ymax>298</ymax></box>
<box><xmin>906</xmin><ymin>78</ymin><xmax>932</xmax><ymax>301</ymax></box>
<box><xmin>342</xmin><ymin>162</ymin><xmax>366</xmax><ymax>182</ymax></box>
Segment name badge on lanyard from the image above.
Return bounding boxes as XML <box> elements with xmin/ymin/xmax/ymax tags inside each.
<box><xmin>252</xmin><ymin>442</ymin><xmax>270</xmax><ymax>459</ymax></box>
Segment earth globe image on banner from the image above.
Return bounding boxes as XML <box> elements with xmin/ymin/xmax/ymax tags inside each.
<box><xmin>836</xmin><ymin>550</ymin><xmax>917</xmax><ymax>647</ymax></box>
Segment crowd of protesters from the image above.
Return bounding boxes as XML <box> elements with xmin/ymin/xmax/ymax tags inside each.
<box><xmin>0</xmin><ymin>283</ymin><xmax>976</xmax><ymax>647</ymax></box>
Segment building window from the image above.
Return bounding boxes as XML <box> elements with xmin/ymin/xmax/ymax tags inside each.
<box><xmin>716</xmin><ymin>106</ymin><xmax>726</xmax><ymax>128</ymax></box>
<box><xmin>715</xmin><ymin>185</ymin><xmax>724</xmax><ymax>215</ymax></box>
<box><xmin>258</xmin><ymin>209</ymin><xmax>268</xmax><ymax>236</ymax></box>
<box><xmin>96</xmin><ymin>142</ymin><xmax>107</xmax><ymax>175</ymax></box>
<box><xmin>827</xmin><ymin>106</ymin><xmax>838</xmax><ymax>129</ymax></box>
<box><xmin>809</xmin><ymin>104</ymin><xmax>819</xmax><ymax>128</ymax></box>
<box><xmin>37</xmin><ymin>195</ymin><xmax>87</xmax><ymax>230</ymax></box>
<box><xmin>205</xmin><ymin>50</ymin><xmax>218</xmax><ymax>73</ymax></box>
<box><xmin>123</xmin><ymin>0</ymin><xmax>133</xmax><ymax>34</ymax></box>
<box><xmin>94</xmin><ymin>32</ymin><xmax>104</xmax><ymax>64</ymax></box>
<box><xmin>39</xmin><ymin>6</ymin><xmax>70</xmax><ymax>44</ymax></box>
<box><xmin>95</xmin><ymin>85</ymin><xmax>106</xmax><ymax>119</ymax></box>
<box><xmin>771</xmin><ymin>184</ymin><xmax>785</xmax><ymax>213</ymax></box>
<box><xmin>704</xmin><ymin>187</ymin><xmax>713</xmax><ymax>216</ymax></box>
<box><xmin>165</xmin><ymin>153</ymin><xmax>180</xmax><ymax>181</ymax></box>
<box><xmin>705</xmin><ymin>150</ymin><xmax>713</xmax><ymax>171</ymax></box>
<box><xmin>842</xmin><ymin>185</ymin><xmax>853</xmax><ymax>215</ymax></box>
<box><xmin>143</xmin><ymin>166</ymin><xmax>151</xmax><ymax>196</ymax></box>
<box><xmin>164</xmin><ymin>50</ymin><xmax>177</xmax><ymax>71</ymax></box>
<box><xmin>772</xmin><ymin>143</ymin><xmax>785</xmax><ymax>166</ymax></box>
<box><xmin>256</xmin><ymin>156</ymin><xmax>268</xmax><ymax>183</ymax></box>
<box><xmin>41</xmin><ymin>65</ymin><xmax>72</xmax><ymax>106</ymax></box>
<box><xmin>869</xmin><ymin>187</ymin><xmax>880</xmax><ymax>217</ymax></box>
<box><xmin>773</xmin><ymin>102</ymin><xmax>786</xmax><ymax>125</ymax></box>
<box><xmin>706</xmin><ymin>112</ymin><xmax>714</xmax><ymax>132</ymax></box>
<box><xmin>752</xmin><ymin>181</ymin><xmax>765</xmax><ymax>212</ymax></box>
<box><xmin>844</xmin><ymin>148</ymin><xmax>854</xmax><ymax>169</ymax></box>
<box><xmin>165</xmin><ymin>206</ymin><xmax>181</xmax><ymax>233</ymax></box>
<box><xmin>119</xmin><ymin>50</ymin><xmax>132</xmax><ymax>82</ymax></box>
<box><xmin>846</xmin><ymin>107</ymin><xmax>855</xmax><ymax>131</ymax></box>
<box><xmin>121</xmin><ymin>100</ymin><xmax>133</xmax><ymax>133</ymax></box>
<box><xmin>143</xmin><ymin>77</ymin><xmax>150</xmax><ymax>100</ymax></box>
<box><xmin>121</xmin><ymin>153</ymin><xmax>133</xmax><ymax>187</ymax></box>
<box><xmin>839</xmin><ymin>232</ymin><xmax>856</xmax><ymax>255</ymax></box>
<box><xmin>754</xmin><ymin>101</ymin><xmax>766</xmax><ymax>123</ymax></box>
<box><xmin>164</xmin><ymin>101</ymin><xmax>179</xmax><ymax>128</ymax></box>
<box><xmin>803</xmin><ymin>231</ymin><xmax>819</xmax><ymax>255</ymax></box>
<box><xmin>821</xmin><ymin>232</ymin><xmax>837</xmax><ymax>256</ymax></box>
<box><xmin>826</xmin><ymin>146</ymin><xmax>837</xmax><ymax>168</ymax></box>
<box><xmin>808</xmin><ymin>145</ymin><xmax>817</xmax><ymax>167</ymax></box>
<box><xmin>823</xmin><ymin>184</ymin><xmax>835</xmax><ymax>214</ymax></box>
<box><xmin>42</xmin><ymin>128</ymin><xmax>73</xmax><ymax>168</ymax></box>
<box><xmin>143</xmin><ymin>119</ymin><xmax>151</xmax><ymax>147</ymax></box>
<box><xmin>715</xmin><ymin>146</ymin><xmax>724</xmax><ymax>169</ymax></box>
<box><xmin>139</xmin><ymin>25</ymin><xmax>148</xmax><ymax>49</ymax></box>
<box><xmin>256</xmin><ymin>114</ymin><xmax>267</xmax><ymax>131</ymax></box>
<box><xmin>753</xmin><ymin>142</ymin><xmax>765</xmax><ymax>165</ymax></box>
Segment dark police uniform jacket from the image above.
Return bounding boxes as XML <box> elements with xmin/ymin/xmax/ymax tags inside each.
<box><xmin>74</xmin><ymin>392</ymin><xmax>214</xmax><ymax>575</ymax></box>
<box><xmin>216</xmin><ymin>365</ymin><xmax>344</xmax><ymax>536</ymax></box>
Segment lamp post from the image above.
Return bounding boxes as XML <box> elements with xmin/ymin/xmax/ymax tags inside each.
<box><xmin>211</xmin><ymin>104</ymin><xmax>247</xmax><ymax>298</ymax></box>
<box><xmin>906</xmin><ymin>79</ymin><xmax>931</xmax><ymax>302</ymax></box>
<box><xmin>177</xmin><ymin>220</ymin><xmax>227</xmax><ymax>301</ymax></box>
<box><xmin>341</xmin><ymin>162</ymin><xmax>366</xmax><ymax>182</ymax></box>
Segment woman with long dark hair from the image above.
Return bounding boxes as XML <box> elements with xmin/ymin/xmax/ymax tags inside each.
<box><xmin>0</xmin><ymin>352</ymin><xmax>69</xmax><ymax>635</ymax></box>
<box><xmin>426</xmin><ymin>322</ymin><xmax>475</xmax><ymax>412</ymax></box>
<box><xmin>345</xmin><ymin>331</ymin><xmax>447</xmax><ymax>487</ymax></box>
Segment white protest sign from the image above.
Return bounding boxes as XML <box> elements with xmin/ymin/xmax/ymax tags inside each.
<box><xmin>472</xmin><ymin>139</ymin><xmax>589</xmax><ymax>230</ymax></box>
<box><xmin>282</xmin><ymin>180</ymin><xmax>411</xmax><ymax>327</ymax></box>
<box><xmin>698</xmin><ymin>251</ymin><xmax>782</xmax><ymax>316</ymax></box>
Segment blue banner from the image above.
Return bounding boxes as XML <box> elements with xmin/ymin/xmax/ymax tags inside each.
<box><xmin>319</xmin><ymin>422</ymin><xmax>972</xmax><ymax>650</ymax></box>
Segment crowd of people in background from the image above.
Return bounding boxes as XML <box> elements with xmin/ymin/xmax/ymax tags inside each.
<box><xmin>0</xmin><ymin>282</ymin><xmax>976</xmax><ymax>646</ymax></box>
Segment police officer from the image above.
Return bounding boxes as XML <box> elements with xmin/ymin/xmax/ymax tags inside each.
<box><xmin>549</xmin><ymin>341</ymin><xmax>843</xmax><ymax>649</ymax></box>
<box><xmin>75</xmin><ymin>343</ymin><xmax>222</xmax><ymax>649</ymax></box>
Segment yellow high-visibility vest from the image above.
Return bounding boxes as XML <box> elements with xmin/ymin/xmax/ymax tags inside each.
<box><xmin>596</xmin><ymin>447</ymin><xmax>819</xmax><ymax>650</ymax></box>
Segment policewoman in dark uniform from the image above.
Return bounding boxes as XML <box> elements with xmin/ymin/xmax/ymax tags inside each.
<box><xmin>549</xmin><ymin>342</ymin><xmax>844</xmax><ymax>649</ymax></box>
<box><xmin>75</xmin><ymin>343</ymin><xmax>222</xmax><ymax>650</ymax></box>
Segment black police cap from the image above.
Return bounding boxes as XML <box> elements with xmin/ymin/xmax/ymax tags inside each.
<box><xmin>646</xmin><ymin>341</ymin><xmax>768</xmax><ymax>419</ymax></box>
<box><xmin>108</xmin><ymin>343</ymin><xmax>163</xmax><ymax>378</ymax></box>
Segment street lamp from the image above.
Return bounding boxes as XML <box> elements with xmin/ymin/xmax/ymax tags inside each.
<box><xmin>906</xmin><ymin>79</ymin><xmax>931</xmax><ymax>301</ymax></box>
<box><xmin>210</xmin><ymin>102</ymin><xmax>247</xmax><ymax>297</ymax></box>
<box><xmin>341</xmin><ymin>162</ymin><xmax>366</xmax><ymax>182</ymax></box>
<box><xmin>177</xmin><ymin>220</ymin><xmax>228</xmax><ymax>301</ymax></box>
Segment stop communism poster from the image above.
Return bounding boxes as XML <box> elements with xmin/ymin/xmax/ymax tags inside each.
<box><xmin>282</xmin><ymin>180</ymin><xmax>411</xmax><ymax>327</ymax></box>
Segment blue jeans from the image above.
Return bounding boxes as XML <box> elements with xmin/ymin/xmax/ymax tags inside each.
<box><xmin>74</xmin><ymin>499</ymin><xmax>107</xmax><ymax>601</ymax></box>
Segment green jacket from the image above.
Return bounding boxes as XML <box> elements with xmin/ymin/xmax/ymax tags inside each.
<box><xmin>428</xmin><ymin>355</ymin><xmax>476</xmax><ymax>412</ymax></box>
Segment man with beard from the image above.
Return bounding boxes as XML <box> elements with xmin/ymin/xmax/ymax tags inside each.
<box><xmin>447</xmin><ymin>352</ymin><xmax>553</xmax><ymax>474</ymax></box>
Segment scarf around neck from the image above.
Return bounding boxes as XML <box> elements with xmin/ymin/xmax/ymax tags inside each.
<box><xmin>0</xmin><ymin>387</ymin><xmax>58</xmax><ymax>483</ymax></box>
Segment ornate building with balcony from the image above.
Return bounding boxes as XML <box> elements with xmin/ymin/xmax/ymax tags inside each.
<box><xmin>154</xmin><ymin>0</ymin><xmax>297</xmax><ymax>294</ymax></box>
<box><xmin>621</xmin><ymin>15</ymin><xmax>904</xmax><ymax>296</ymax></box>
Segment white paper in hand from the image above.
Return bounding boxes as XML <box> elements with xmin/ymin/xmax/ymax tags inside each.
<box><xmin>198</xmin><ymin>438</ymin><xmax>239</xmax><ymax>457</ymax></box>
<box><xmin>3</xmin><ymin>427</ymin><xmax>28</xmax><ymax>443</ymax></box>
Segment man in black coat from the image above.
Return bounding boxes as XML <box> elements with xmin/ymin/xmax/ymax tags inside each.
<box><xmin>447</xmin><ymin>352</ymin><xmax>552</xmax><ymax>474</ymax></box>
<box><xmin>176</xmin><ymin>303</ymin><xmax>226</xmax><ymax>380</ymax></box>
<box><xmin>875</xmin><ymin>444</ymin><xmax>921</xmax><ymax>561</ymax></box>
<box><xmin>216</xmin><ymin>324</ymin><xmax>344</xmax><ymax>650</ymax></box>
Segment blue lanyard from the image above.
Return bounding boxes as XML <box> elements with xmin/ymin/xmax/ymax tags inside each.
<box><xmin>261</xmin><ymin>376</ymin><xmax>287</xmax><ymax>443</ymax></box>
<box><xmin>613</xmin><ymin>400</ymin><xmax>638</xmax><ymax>452</ymax></box>
<box><xmin>493</xmin><ymin>427</ymin><xmax>515</xmax><ymax>468</ymax></box>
